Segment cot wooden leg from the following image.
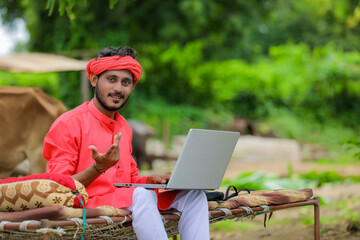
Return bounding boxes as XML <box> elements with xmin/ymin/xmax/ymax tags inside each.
<box><xmin>41</xmin><ymin>219</ymin><xmax>51</xmax><ymax>240</ymax></box>
<box><xmin>43</xmin><ymin>234</ymin><xmax>50</xmax><ymax>240</ymax></box>
<box><xmin>313</xmin><ymin>198</ymin><xmax>320</xmax><ymax>240</ymax></box>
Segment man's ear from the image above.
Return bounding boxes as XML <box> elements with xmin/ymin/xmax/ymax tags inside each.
<box><xmin>89</xmin><ymin>73</ymin><xmax>98</xmax><ymax>87</ymax></box>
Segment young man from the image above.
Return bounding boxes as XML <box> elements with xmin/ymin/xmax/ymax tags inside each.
<box><xmin>43</xmin><ymin>46</ymin><xmax>210</xmax><ymax>240</ymax></box>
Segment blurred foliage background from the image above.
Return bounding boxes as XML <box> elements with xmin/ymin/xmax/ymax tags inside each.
<box><xmin>1</xmin><ymin>0</ymin><xmax>360</xmax><ymax>162</ymax></box>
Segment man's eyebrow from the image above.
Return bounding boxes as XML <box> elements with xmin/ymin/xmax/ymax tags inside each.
<box><xmin>105</xmin><ymin>74</ymin><xmax>119</xmax><ymax>79</ymax></box>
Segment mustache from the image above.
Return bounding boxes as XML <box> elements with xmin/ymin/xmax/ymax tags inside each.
<box><xmin>108</xmin><ymin>92</ymin><xmax>125</xmax><ymax>99</ymax></box>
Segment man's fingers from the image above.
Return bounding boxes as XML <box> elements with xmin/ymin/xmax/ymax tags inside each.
<box><xmin>163</xmin><ymin>174</ymin><xmax>171</xmax><ymax>183</ymax></box>
<box><xmin>89</xmin><ymin>145</ymin><xmax>99</xmax><ymax>158</ymax></box>
<box><xmin>107</xmin><ymin>143</ymin><xmax>120</xmax><ymax>155</ymax></box>
<box><xmin>114</xmin><ymin>132</ymin><xmax>122</xmax><ymax>146</ymax></box>
<box><xmin>158</xmin><ymin>175</ymin><xmax>170</xmax><ymax>184</ymax></box>
<box><xmin>89</xmin><ymin>145</ymin><xmax>97</xmax><ymax>151</ymax></box>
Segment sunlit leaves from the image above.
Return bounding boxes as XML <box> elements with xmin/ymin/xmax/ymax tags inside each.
<box><xmin>347</xmin><ymin>7</ymin><xmax>360</xmax><ymax>28</ymax></box>
<box><xmin>342</xmin><ymin>137</ymin><xmax>360</xmax><ymax>160</ymax></box>
<box><xmin>109</xmin><ymin>0</ymin><xmax>119</xmax><ymax>10</ymax></box>
<box><xmin>46</xmin><ymin>0</ymin><xmax>56</xmax><ymax>16</ymax></box>
<box><xmin>46</xmin><ymin>0</ymin><xmax>76</xmax><ymax>20</ymax></box>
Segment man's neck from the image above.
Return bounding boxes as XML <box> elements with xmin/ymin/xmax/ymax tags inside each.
<box><xmin>93</xmin><ymin>98</ymin><xmax>117</xmax><ymax>120</ymax></box>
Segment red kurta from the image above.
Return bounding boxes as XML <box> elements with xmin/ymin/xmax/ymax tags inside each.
<box><xmin>43</xmin><ymin>99</ymin><xmax>175</xmax><ymax>209</ymax></box>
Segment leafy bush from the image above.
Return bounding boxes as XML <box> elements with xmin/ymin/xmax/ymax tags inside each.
<box><xmin>130</xmin><ymin>42</ymin><xmax>360</xmax><ymax>146</ymax></box>
<box><xmin>58</xmin><ymin>71</ymin><xmax>83</xmax><ymax>109</ymax></box>
<box><xmin>193</xmin><ymin>43</ymin><xmax>360</xmax><ymax>122</ymax></box>
<box><xmin>138</xmin><ymin>42</ymin><xmax>360</xmax><ymax>128</ymax></box>
<box><xmin>222</xmin><ymin>170</ymin><xmax>360</xmax><ymax>191</ymax></box>
<box><xmin>122</xmin><ymin>94</ymin><xmax>233</xmax><ymax>137</ymax></box>
<box><xmin>0</xmin><ymin>70</ymin><xmax>84</xmax><ymax>109</ymax></box>
<box><xmin>221</xmin><ymin>171</ymin><xmax>316</xmax><ymax>191</ymax></box>
<box><xmin>266</xmin><ymin>109</ymin><xmax>356</xmax><ymax>146</ymax></box>
<box><xmin>299</xmin><ymin>170</ymin><xmax>345</xmax><ymax>187</ymax></box>
<box><xmin>342</xmin><ymin>137</ymin><xmax>360</xmax><ymax>160</ymax></box>
<box><xmin>0</xmin><ymin>70</ymin><xmax>61</xmax><ymax>99</ymax></box>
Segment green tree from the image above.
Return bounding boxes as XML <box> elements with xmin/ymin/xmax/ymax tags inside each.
<box><xmin>2</xmin><ymin>0</ymin><xmax>359</xmax><ymax>58</ymax></box>
<box><xmin>1</xmin><ymin>0</ymin><xmax>360</xmax><ymax>132</ymax></box>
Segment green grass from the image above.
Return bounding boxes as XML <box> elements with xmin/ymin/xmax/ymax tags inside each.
<box><xmin>267</xmin><ymin>109</ymin><xmax>356</xmax><ymax>147</ymax></box>
<box><xmin>221</xmin><ymin>170</ymin><xmax>360</xmax><ymax>192</ymax></box>
<box><xmin>265</xmin><ymin>109</ymin><xmax>360</xmax><ymax>164</ymax></box>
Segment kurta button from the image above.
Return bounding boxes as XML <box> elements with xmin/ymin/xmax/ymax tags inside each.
<box><xmin>110</xmin><ymin>122</ymin><xmax>113</xmax><ymax>124</ymax></box>
<box><xmin>117</xmin><ymin>166</ymin><xmax>120</xmax><ymax>169</ymax></box>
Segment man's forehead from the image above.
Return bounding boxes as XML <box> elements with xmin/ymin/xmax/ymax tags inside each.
<box><xmin>102</xmin><ymin>69</ymin><xmax>133</xmax><ymax>78</ymax></box>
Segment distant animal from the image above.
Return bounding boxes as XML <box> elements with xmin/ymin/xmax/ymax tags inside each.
<box><xmin>0</xmin><ymin>86</ymin><xmax>67</xmax><ymax>178</ymax></box>
<box><xmin>230</xmin><ymin>117</ymin><xmax>255</xmax><ymax>135</ymax></box>
<box><xmin>127</xmin><ymin>119</ymin><xmax>155</xmax><ymax>169</ymax></box>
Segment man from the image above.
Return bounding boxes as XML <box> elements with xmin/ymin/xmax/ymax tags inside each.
<box><xmin>43</xmin><ymin>46</ymin><xmax>210</xmax><ymax>240</ymax></box>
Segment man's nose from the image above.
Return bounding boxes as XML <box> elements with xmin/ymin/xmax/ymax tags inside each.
<box><xmin>113</xmin><ymin>82</ymin><xmax>123</xmax><ymax>92</ymax></box>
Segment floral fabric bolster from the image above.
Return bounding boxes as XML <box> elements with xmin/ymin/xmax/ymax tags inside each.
<box><xmin>86</xmin><ymin>55</ymin><xmax>142</xmax><ymax>84</ymax></box>
<box><xmin>0</xmin><ymin>173</ymin><xmax>88</xmax><ymax>212</ymax></box>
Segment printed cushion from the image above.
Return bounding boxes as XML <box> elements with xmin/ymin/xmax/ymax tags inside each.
<box><xmin>0</xmin><ymin>173</ymin><xmax>88</xmax><ymax>212</ymax></box>
<box><xmin>209</xmin><ymin>188</ymin><xmax>313</xmax><ymax>210</ymax></box>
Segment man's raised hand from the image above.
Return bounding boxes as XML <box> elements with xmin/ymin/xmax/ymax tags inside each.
<box><xmin>89</xmin><ymin>132</ymin><xmax>122</xmax><ymax>173</ymax></box>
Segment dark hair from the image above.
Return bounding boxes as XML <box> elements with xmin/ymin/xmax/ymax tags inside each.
<box><xmin>96</xmin><ymin>46</ymin><xmax>137</xmax><ymax>59</ymax></box>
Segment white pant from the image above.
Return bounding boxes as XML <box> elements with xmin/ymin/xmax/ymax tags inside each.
<box><xmin>126</xmin><ymin>187</ymin><xmax>210</xmax><ymax>240</ymax></box>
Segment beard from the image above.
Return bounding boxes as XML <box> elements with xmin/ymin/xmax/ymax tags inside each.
<box><xmin>95</xmin><ymin>82</ymin><xmax>130</xmax><ymax>111</ymax></box>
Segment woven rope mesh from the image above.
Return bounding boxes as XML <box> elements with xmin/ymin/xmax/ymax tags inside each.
<box><xmin>0</xmin><ymin>210</ymin><xmax>261</xmax><ymax>239</ymax></box>
<box><xmin>0</xmin><ymin>218</ymin><xmax>180</xmax><ymax>240</ymax></box>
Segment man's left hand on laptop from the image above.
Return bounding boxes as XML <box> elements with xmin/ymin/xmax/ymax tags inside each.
<box><xmin>147</xmin><ymin>174</ymin><xmax>171</xmax><ymax>184</ymax></box>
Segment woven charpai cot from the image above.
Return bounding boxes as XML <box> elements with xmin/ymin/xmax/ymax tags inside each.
<box><xmin>0</xmin><ymin>188</ymin><xmax>318</xmax><ymax>240</ymax></box>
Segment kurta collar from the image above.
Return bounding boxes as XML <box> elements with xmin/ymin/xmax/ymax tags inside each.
<box><xmin>87</xmin><ymin>99</ymin><xmax>125</xmax><ymax>131</ymax></box>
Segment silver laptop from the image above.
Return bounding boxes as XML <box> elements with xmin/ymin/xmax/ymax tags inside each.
<box><xmin>114</xmin><ymin>129</ymin><xmax>240</xmax><ymax>190</ymax></box>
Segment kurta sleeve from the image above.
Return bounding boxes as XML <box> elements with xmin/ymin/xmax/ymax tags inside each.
<box><xmin>43</xmin><ymin>118</ymin><xmax>80</xmax><ymax>175</ymax></box>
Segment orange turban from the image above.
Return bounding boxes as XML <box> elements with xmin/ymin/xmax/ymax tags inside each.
<box><xmin>86</xmin><ymin>55</ymin><xmax>142</xmax><ymax>84</ymax></box>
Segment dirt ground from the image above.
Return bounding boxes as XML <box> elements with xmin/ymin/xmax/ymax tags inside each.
<box><xmin>211</xmin><ymin>223</ymin><xmax>360</xmax><ymax>240</ymax></box>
